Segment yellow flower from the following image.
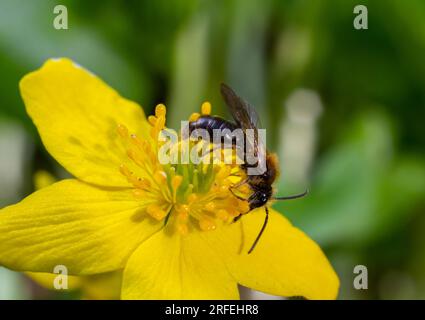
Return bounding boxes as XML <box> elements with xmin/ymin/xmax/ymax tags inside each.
<box><xmin>25</xmin><ymin>170</ymin><xmax>122</xmax><ymax>300</ymax></box>
<box><xmin>0</xmin><ymin>58</ymin><xmax>339</xmax><ymax>299</ymax></box>
<box><xmin>26</xmin><ymin>269</ymin><xmax>122</xmax><ymax>300</ymax></box>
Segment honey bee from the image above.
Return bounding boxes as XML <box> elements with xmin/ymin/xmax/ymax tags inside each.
<box><xmin>189</xmin><ymin>83</ymin><xmax>307</xmax><ymax>253</ymax></box>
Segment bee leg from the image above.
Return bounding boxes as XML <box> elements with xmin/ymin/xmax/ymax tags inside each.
<box><xmin>233</xmin><ymin>214</ymin><xmax>243</xmax><ymax>223</ymax></box>
<box><xmin>203</xmin><ymin>144</ymin><xmax>222</xmax><ymax>156</ymax></box>
<box><xmin>203</xmin><ymin>142</ymin><xmax>235</xmax><ymax>157</ymax></box>
<box><xmin>228</xmin><ymin>178</ymin><xmax>249</xmax><ymax>200</ymax></box>
<box><xmin>229</xmin><ymin>186</ymin><xmax>247</xmax><ymax>201</ymax></box>
<box><xmin>247</xmin><ymin>206</ymin><xmax>269</xmax><ymax>254</ymax></box>
<box><xmin>232</xmin><ymin>178</ymin><xmax>248</xmax><ymax>189</ymax></box>
<box><xmin>229</xmin><ymin>180</ymin><xmax>251</xmax><ymax>223</ymax></box>
<box><xmin>232</xmin><ymin>206</ymin><xmax>252</xmax><ymax>223</ymax></box>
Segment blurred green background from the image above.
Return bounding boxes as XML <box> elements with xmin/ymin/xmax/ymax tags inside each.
<box><xmin>0</xmin><ymin>0</ymin><xmax>424</xmax><ymax>300</ymax></box>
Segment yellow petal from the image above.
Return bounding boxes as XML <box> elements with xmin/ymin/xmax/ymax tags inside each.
<box><xmin>0</xmin><ymin>179</ymin><xmax>162</xmax><ymax>275</ymax></box>
<box><xmin>34</xmin><ymin>170</ymin><xmax>56</xmax><ymax>190</ymax></box>
<box><xmin>26</xmin><ymin>271</ymin><xmax>122</xmax><ymax>300</ymax></box>
<box><xmin>121</xmin><ymin>231</ymin><xmax>239</xmax><ymax>300</ymax></box>
<box><xmin>26</xmin><ymin>272</ymin><xmax>82</xmax><ymax>291</ymax></box>
<box><xmin>80</xmin><ymin>271</ymin><xmax>122</xmax><ymax>300</ymax></box>
<box><xmin>200</xmin><ymin>208</ymin><xmax>340</xmax><ymax>300</ymax></box>
<box><xmin>20</xmin><ymin>58</ymin><xmax>151</xmax><ymax>187</ymax></box>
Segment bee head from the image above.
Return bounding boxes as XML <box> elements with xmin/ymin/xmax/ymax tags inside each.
<box><xmin>260</xmin><ymin>170</ymin><xmax>273</xmax><ymax>183</ymax></box>
<box><xmin>249</xmin><ymin>190</ymin><xmax>272</xmax><ymax>209</ymax></box>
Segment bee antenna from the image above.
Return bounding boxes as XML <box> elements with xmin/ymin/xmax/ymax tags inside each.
<box><xmin>248</xmin><ymin>207</ymin><xmax>269</xmax><ymax>254</ymax></box>
<box><xmin>273</xmin><ymin>189</ymin><xmax>309</xmax><ymax>201</ymax></box>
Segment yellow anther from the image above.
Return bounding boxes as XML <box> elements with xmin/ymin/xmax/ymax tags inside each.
<box><xmin>201</xmin><ymin>102</ymin><xmax>211</xmax><ymax>115</ymax></box>
<box><xmin>134</xmin><ymin>177</ymin><xmax>151</xmax><ymax>190</ymax></box>
<box><xmin>239</xmin><ymin>184</ymin><xmax>251</xmax><ymax>194</ymax></box>
<box><xmin>216</xmin><ymin>166</ymin><xmax>231</xmax><ymax>181</ymax></box>
<box><xmin>117</xmin><ymin>124</ymin><xmax>128</xmax><ymax>138</ymax></box>
<box><xmin>155</xmin><ymin>104</ymin><xmax>167</xmax><ymax>117</ymax></box>
<box><xmin>205</xmin><ymin>202</ymin><xmax>215</xmax><ymax>212</ymax></box>
<box><xmin>221</xmin><ymin>179</ymin><xmax>233</xmax><ymax>187</ymax></box>
<box><xmin>189</xmin><ymin>112</ymin><xmax>201</xmax><ymax>122</ymax></box>
<box><xmin>228</xmin><ymin>208</ymin><xmax>240</xmax><ymax>217</ymax></box>
<box><xmin>150</xmin><ymin>151</ymin><xmax>158</xmax><ymax>165</ymax></box>
<box><xmin>171</xmin><ymin>175</ymin><xmax>183</xmax><ymax>203</ymax></box>
<box><xmin>154</xmin><ymin>170</ymin><xmax>167</xmax><ymax>183</ymax></box>
<box><xmin>216</xmin><ymin>209</ymin><xmax>229</xmax><ymax>221</ymax></box>
<box><xmin>199</xmin><ymin>218</ymin><xmax>216</xmax><ymax>231</ymax></box>
<box><xmin>127</xmin><ymin>149</ymin><xmax>144</xmax><ymax>167</ymax></box>
<box><xmin>150</xmin><ymin>116</ymin><xmax>166</xmax><ymax>140</ymax></box>
<box><xmin>142</xmin><ymin>140</ymin><xmax>152</xmax><ymax>154</ymax></box>
<box><xmin>155</xmin><ymin>116</ymin><xmax>166</xmax><ymax>130</ymax></box>
<box><xmin>130</xmin><ymin>134</ymin><xmax>144</xmax><ymax>149</ymax></box>
<box><xmin>172</xmin><ymin>175</ymin><xmax>183</xmax><ymax>191</ymax></box>
<box><xmin>150</xmin><ymin>128</ymin><xmax>158</xmax><ymax>140</ymax></box>
<box><xmin>148</xmin><ymin>115</ymin><xmax>157</xmax><ymax>126</ymax></box>
<box><xmin>146</xmin><ymin>204</ymin><xmax>167</xmax><ymax>221</ymax></box>
<box><xmin>127</xmin><ymin>148</ymin><xmax>135</xmax><ymax>159</ymax></box>
<box><xmin>119</xmin><ymin>164</ymin><xmax>132</xmax><ymax>178</ymax></box>
<box><xmin>133</xmin><ymin>189</ymin><xmax>145</xmax><ymax>198</ymax></box>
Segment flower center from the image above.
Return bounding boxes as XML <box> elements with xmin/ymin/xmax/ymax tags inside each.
<box><xmin>117</xmin><ymin>103</ymin><xmax>251</xmax><ymax>235</ymax></box>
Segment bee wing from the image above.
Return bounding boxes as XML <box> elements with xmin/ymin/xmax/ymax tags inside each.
<box><xmin>220</xmin><ymin>83</ymin><xmax>265</xmax><ymax>170</ymax></box>
<box><xmin>220</xmin><ymin>83</ymin><xmax>261</xmax><ymax>130</ymax></box>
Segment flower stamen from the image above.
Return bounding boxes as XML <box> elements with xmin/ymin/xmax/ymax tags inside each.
<box><xmin>116</xmin><ymin>102</ymin><xmax>252</xmax><ymax>235</ymax></box>
<box><xmin>201</xmin><ymin>102</ymin><xmax>211</xmax><ymax>115</ymax></box>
